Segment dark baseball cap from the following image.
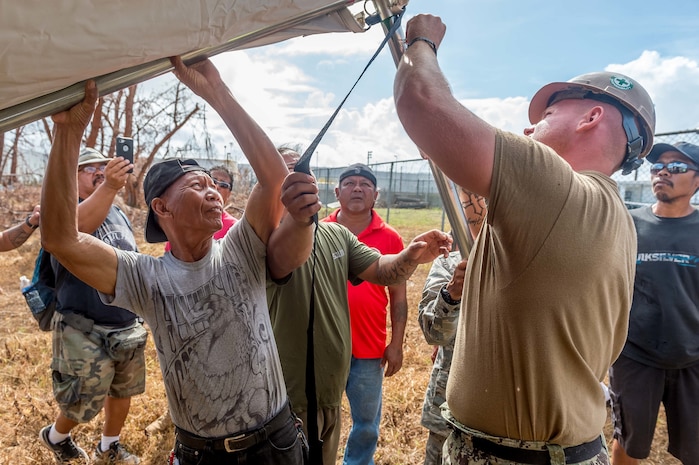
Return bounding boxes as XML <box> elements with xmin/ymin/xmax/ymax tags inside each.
<box><xmin>338</xmin><ymin>163</ymin><xmax>376</xmax><ymax>187</ymax></box>
<box><xmin>646</xmin><ymin>141</ymin><xmax>699</xmax><ymax>165</ymax></box>
<box><xmin>143</xmin><ymin>158</ymin><xmax>206</xmax><ymax>243</ymax></box>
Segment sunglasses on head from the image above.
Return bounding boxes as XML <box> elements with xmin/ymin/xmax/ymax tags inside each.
<box><xmin>80</xmin><ymin>165</ymin><xmax>107</xmax><ymax>174</ymax></box>
<box><xmin>649</xmin><ymin>161</ymin><xmax>699</xmax><ymax>175</ymax></box>
<box><xmin>212</xmin><ymin>179</ymin><xmax>232</xmax><ymax>190</ymax></box>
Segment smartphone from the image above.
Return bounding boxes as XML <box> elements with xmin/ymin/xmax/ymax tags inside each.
<box><xmin>116</xmin><ymin>136</ymin><xmax>134</xmax><ymax>173</ymax></box>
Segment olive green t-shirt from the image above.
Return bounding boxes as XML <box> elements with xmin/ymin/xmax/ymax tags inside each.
<box><xmin>446</xmin><ymin>130</ymin><xmax>635</xmax><ymax>445</ymax></box>
<box><xmin>268</xmin><ymin>222</ymin><xmax>380</xmax><ymax>411</ymax></box>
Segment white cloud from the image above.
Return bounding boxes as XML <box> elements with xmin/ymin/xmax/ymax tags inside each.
<box><xmin>172</xmin><ymin>48</ymin><xmax>699</xmax><ymax>169</ymax></box>
<box><xmin>607</xmin><ymin>51</ymin><xmax>699</xmax><ymax>133</ymax></box>
<box><xmin>460</xmin><ymin>97</ymin><xmax>531</xmax><ymax>135</ymax></box>
<box><xmin>203</xmin><ymin>50</ymin><xmax>532</xmax><ymax>167</ymax></box>
<box><xmin>313</xmin><ymin>97</ymin><xmax>413</xmax><ymax>166</ymax></box>
<box><xmin>303</xmin><ymin>95</ymin><xmax>532</xmax><ymax>167</ymax></box>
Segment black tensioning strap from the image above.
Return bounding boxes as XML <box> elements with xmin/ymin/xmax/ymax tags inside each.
<box><xmin>292</xmin><ymin>9</ymin><xmax>405</xmax><ymax>465</ymax></box>
<box><xmin>304</xmin><ymin>230</ymin><xmax>322</xmax><ymax>464</ymax></box>
<box><xmin>293</xmin><ymin>8</ymin><xmax>406</xmax><ymax>184</ymax></box>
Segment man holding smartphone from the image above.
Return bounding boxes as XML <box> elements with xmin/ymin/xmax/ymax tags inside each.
<box><xmin>39</xmin><ymin>148</ymin><xmax>144</xmax><ymax>464</ymax></box>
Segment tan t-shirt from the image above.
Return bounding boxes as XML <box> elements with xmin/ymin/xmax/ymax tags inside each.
<box><xmin>446</xmin><ymin>130</ymin><xmax>635</xmax><ymax>445</ymax></box>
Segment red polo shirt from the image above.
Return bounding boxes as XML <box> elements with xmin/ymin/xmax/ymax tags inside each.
<box><xmin>324</xmin><ymin>209</ymin><xmax>404</xmax><ymax>358</ymax></box>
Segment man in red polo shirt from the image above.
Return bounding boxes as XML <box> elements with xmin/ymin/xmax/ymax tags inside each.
<box><xmin>323</xmin><ymin>163</ymin><xmax>407</xmax><ymax>465</ymax></box>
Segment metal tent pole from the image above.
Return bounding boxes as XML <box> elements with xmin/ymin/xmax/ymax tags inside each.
<box><xmin>374</xmin><ymin>0</ymin><xmax>473</xmax><ymax>257</ymax></box>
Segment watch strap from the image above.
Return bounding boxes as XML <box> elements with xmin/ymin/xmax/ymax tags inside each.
<box><xmin>25</xmin><ymin>215</ymin><xmax>38</xmax><ymax>229</ymax></box>
<box><xmin>440</xmin><ymin>284</ymin><xmax>461</xmax><ymax>306</ymax></box>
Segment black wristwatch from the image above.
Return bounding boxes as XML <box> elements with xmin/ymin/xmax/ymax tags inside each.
<box><xmin>440</xmin><ymin>284</ymin><xmax>461</xmax><ymax>306</ymax></box>
<box><xmin>25</xmin><ymin>215</ymin><xmax>39</xmax><ymax>229</ymax></box>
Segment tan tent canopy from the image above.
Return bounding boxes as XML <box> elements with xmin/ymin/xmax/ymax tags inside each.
<box><xmin>0</xmin><ymin>0</ymin><xmax>470</xmax><ymax>253</ymax></box>
<box><xmin>0</xmin><ymin>0</ymin><xmax>367</xmax><ymax>132</ymax></box>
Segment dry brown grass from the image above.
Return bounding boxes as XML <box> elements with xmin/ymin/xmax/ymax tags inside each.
<box><xmin>0</xmin><ymin>187</ymin><xmax>680</xmax><ymax>464</ymax></box>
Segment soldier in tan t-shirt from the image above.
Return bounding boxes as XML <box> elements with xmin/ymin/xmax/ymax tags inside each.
<box><xmin>395</xmin><ymin>13</ymin><xmax>657</xmax><ymax>465</ymax></box>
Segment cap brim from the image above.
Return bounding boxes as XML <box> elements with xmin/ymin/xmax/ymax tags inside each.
<box><xmin>78</xmin><ymin>155</ymin><xmax>108</xmax><ymax>166</ymax></box>
<box><xmin>528</xmin><ymin>82</ymin><xmax>570</xmax><ymax>124</ymax></box>
<box><xmin>144</xmin><ymin>207</ymin><xmax>168</xmax><ymax>243</ymax></box>
<box><xmin>645</xmin><ymin>143</ymin><xmax>679</xmax><ymax>163</ymax></box>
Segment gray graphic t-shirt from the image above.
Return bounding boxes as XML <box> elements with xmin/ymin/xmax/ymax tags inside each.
<box><xmin>103</xmin><ymin>218</ymin><xmax>286</xmax><ymax>437</ymax></box>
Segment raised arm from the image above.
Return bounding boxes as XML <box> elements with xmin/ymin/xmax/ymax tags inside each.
<box><xmin>394</xmin><ymin>14</ymin><xmax>495</xmax><ymax>197</ymax></box>
<box><xmin>0</xmin><ymin>205</ymin><xmax>40</xmax><ymax>252</ymax></box>
<box><xmin>41</xmin><ymin>81</ymin><xmax>119</xmax><ymax>295</ymax></box>
<box><xmin>358</xmin><ymin>229</ymin><xmax>452</xmax><ymax>286</ymax></box>
<box><xmin>171</xmin><ymin>57</ymin><xmax>288</xmax><ymax>243</ymax></box>
<box><xmin>267</xmin><ymin>171</ymin><xmax>321</xmax><ymax>280</ymax></box>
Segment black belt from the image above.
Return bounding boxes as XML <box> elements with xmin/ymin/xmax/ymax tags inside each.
<box><xmin>175</xmin><ymin>404</ymin><xmax>290</xmax><ymax>453</ymax></box>
<box><xmin>471</xmin><ymin>435</ymin><xmax>602</xmax><ymax>465</ymax></box>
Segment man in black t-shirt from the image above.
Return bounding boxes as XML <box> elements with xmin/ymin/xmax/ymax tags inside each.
<box><xmin>610</xmin><ymin>141</ymin><xmax>699</xmax><ymax>465</ymax></box>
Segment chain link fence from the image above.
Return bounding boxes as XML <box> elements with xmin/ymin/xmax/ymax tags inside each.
<box><xmin>314</xmin><ymin>158</ymin><xmax>439</xmax><ymax>219</ymax></box>
<box><xmin>4</xmin><ymin>129</ymin><xmax>698</xmax><ymax>212</ymax></box>
<box><xmin>315</xmin><ymin>129</ymin><xmax>699</xmax><ymax>216</ymax></box>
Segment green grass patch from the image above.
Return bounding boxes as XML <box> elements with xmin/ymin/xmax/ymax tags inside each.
<box><xmin>376</xmin><ymin>207</ymin><xmax>449</xmax><ymax>239</ymax></box>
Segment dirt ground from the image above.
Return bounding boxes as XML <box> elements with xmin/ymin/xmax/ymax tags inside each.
<box><xmin>0</xmin><ymin>186</ymin><xmax>681</xmax><ymax>464</ymax></box>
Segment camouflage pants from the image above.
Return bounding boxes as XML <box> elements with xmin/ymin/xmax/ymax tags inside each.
<box><xmin>424</xmin><ymin>430</ymin><xmax>449</xmax><ymax>465</ymax></box>
<box><xmin>51</xmin><ymin>315</ymin><xmax>148</xmax><ymax>423</ymax></box>
<box><xmin>441</xmin><ymin>406</ymin><xmax>609</xmax><ymax>465</ymax></box>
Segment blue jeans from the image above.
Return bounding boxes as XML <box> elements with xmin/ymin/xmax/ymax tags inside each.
<box><xmin>343</xmin><ymin>357</ymin><xmax>383</xmax><ymax>465</ymax></box>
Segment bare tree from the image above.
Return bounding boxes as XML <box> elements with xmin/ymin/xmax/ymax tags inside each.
<box><xmin>84</xmin><ymin>96</ymin><xmax>104</xmax><ymax>149</ymax></box>
<box><xmin>0</xmin><ymin>127</ymin><xmax>23</xmax><ymax>186</ymax></box>
<box><xmin>5</xmin><ymin>77</ymin><xmax>205</xmax><ymax>208</ymax></box>
<box><xmin>121</xmin><ymin>82</ymin><xmax>201</xmax><ymax>207</ymax></box>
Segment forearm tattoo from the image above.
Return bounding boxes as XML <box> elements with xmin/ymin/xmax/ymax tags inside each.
<box><xmin>375</xmin><ymin>258</ymin><xmax>416</xmax><ymax>286</ymax></box>
<box><xmin>3</xmin><ymin>224</ymin><xmax>33</xmax><ymax>250</ymax></box>
<box><xmin>460</xmin><ymin>188</ymin><xmax>487</xmax><ymax>227</ymax></box>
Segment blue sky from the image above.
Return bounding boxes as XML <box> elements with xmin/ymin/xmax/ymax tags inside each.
<box><xmin>155</xmin><ymin>0</ymin><xmax>699</xmax><ymax>167</ymax></box>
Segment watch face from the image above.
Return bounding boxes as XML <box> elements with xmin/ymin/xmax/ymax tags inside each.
<box><xmin>441</xmin><ymin>285</ymin><xmax>460</xmax><ymax>305</ymax></box>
